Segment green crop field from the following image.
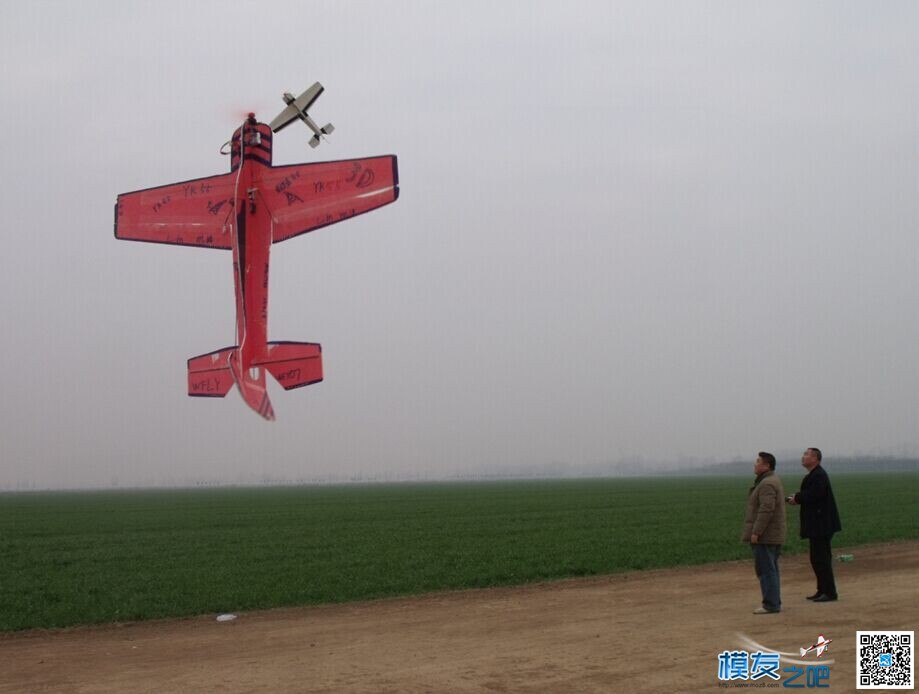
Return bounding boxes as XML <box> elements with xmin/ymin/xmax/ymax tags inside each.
<box><xmin>0</xmin><ymin>473</ymin><xmax>916</xmax><ymax>631</ymax></box>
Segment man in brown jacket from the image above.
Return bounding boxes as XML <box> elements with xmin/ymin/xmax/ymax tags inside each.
<box><xmin>741</xmin><ymin>451</ymin><xmax>786</xmax><ymax>614</ymax></box>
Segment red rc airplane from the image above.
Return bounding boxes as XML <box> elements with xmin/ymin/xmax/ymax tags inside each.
<box><xmin>115</xmin><ymin>84</ymin><xmax>399</xmax><ymax>420</ymax></box>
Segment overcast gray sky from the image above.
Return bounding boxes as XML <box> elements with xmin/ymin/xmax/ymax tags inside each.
<box><xmin>1</xmin><ymin>1</ymin><xmax>917</xmax><ymax>489</ymax></box>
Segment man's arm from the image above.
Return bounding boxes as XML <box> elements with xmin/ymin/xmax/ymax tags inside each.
<box><xmin>751</xmin><ymin>484</ymin><xmax>777</xmax><ymax>541</ymax></box>
<box><xmin>794</xmin><ymin>469</ymin><xmax>828</xmax><ymax>506</ymax></box>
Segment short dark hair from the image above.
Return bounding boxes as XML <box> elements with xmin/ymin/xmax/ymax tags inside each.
<box><xmin>808</xmin><ymin>447</ymin><xmax>822</xmax><ymax>461</ymax></box>
<box><xmin>758</xmin><ymin>452</ymin><xmax>776</xmax><ymax>470</ymax></box>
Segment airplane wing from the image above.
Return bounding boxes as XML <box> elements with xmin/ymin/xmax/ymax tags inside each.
<box><xmin>292</xmin><ymin>82</ymin><xmax>324</xmax><ymax>112</ymax></box>
<box><xmin>256</xmin><ymin>155</ymin><xmax>399</xmax><ymax>244</ymax></box>
<box><xmin>269</xmin><ymin>82</ymin><xmax>324</xmax><ymax>132</ymax></box>
<box><xmin>115</xmin><ymin>172</ymin><xmax>237</xmax><ymax>249</ymax></box>
<box><xmin>268</xmin><ymin>104</ymin><xmax>300</xmax><ymax>133</ymax></box>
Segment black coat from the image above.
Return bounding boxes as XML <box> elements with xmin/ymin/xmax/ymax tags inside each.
<box><xmin>794</xmin><ymin>464</ymin><xmax>842</xmax><ymax>538</ymax></box>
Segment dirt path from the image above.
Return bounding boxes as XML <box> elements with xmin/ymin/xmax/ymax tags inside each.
<box><xmin>2</xmin><ymin>541</ymin><xmax>917</xmax><ymax>693</ymax></box>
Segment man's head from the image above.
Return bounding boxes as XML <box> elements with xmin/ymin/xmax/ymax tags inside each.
<box><xmin>801</xmin><ymin>447</ymin><xmax>822</xmax><ymax>471</ymax></box>
<box><xmin>755</xmin><ymin>451</ymin><xmax>776</xmax><ymax>475</ymax></box>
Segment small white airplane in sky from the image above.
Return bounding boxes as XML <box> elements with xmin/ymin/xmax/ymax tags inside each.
<box><xmin>800</xmin><ymin>634</ymin><xmax>833</xmax><ymax>658</ymax></box>
<box><xmin>269</xmin><ymin>82</ymin><xmax>335</xmax><ymax>147</ymax></box>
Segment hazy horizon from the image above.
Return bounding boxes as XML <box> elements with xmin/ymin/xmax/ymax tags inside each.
<box><xmin>3</xmin><ymin>449</ymin><xmax>917</xmax><ymax>493</ymax></box>
<box><xmin>2</xmin><ymin>2</ymin><xmax>918</xmax><ymax>490</ymax></box>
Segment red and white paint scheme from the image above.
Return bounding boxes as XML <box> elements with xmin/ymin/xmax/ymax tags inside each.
<box><xmin>800</xmin><ymin>634</ymin><xmax>833</xmax><ymax>658</ymax></box>
<box><xmin>115</xmin><ymin>113</ymin><xmax>399</xmax><ymax>420</ymax></box>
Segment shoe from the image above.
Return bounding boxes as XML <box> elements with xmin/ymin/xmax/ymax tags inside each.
<box><xmin>753</xmin><ymin>607</ymin><xmax>780</xmax><ymax>614</ymax></box>
<box><xmin>812</xmin><ymin>594</ymin><xmax>837</xmax><ymax>602</ymax></box>
<box><xmin>806</xmin><ymin>592</ymin><xmax>822</xmax><ymax>600</ymax></box>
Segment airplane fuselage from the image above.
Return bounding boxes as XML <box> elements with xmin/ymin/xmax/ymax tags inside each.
<box><xmin>225</xmin><ymin>118</ymin><xmax>277</xmax><ymax>417</ymax></box>
<box><xmin>281</xmin><ymin>92</ymin><xmax>325</xmax><ymax>139</ymax></box>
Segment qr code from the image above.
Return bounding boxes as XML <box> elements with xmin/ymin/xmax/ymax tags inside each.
<box><xmin>857</xmin><ymin>631</ymin><xmax>914</xmax><ymax>690</ymax></box>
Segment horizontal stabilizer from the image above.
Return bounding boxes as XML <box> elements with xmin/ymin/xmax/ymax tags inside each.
<box><xmin>322</xmin><ymin>123</ymin><xmax>334</xmax><ymax>135</ymax></box>
<box><xmin>309</xmin><ymin>135</ymin><xmax>321</xmax><ymax>148</ymax></box>
<box><xmin>187</xmin><ymin>347</ymin><xmax>235</xmax><ymax>397</ymax></box>
<box><xmin>256</xmin><ymin>341</ymin><xmax>323</xmax><ymax>390</ymax></box>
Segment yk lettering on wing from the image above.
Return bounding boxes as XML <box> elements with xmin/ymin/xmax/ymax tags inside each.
<box><xmin>257</xmin><ymin>156</ymin><xmax>399</xmax><ymax>243</ymax></box>
<box><xmin>115</xmin><ymin>173</ymin><xmax>237</xmax><ymax>249</ymax></box>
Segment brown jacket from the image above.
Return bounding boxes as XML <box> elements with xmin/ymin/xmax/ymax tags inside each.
<box><xmin>741</xmin><ymin>471</ymin><xmax>786</xmax><ymax>545</ymax></box>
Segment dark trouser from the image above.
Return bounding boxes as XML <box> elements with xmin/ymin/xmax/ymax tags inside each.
<box><xmin>752</xmin><ymin>544</ymin><xmax>781</xmax><ymax>612</ymax></box>
<box><xmin>808</xmin><ymin>535</ymin><xmax>837</xmax><ymax>599</ymax></box>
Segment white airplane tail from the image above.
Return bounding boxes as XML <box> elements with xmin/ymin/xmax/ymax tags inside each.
<box><xmin>309</xmin><ymin>124</ymin><xmax>334</xmax><ymax>148</ymax></box>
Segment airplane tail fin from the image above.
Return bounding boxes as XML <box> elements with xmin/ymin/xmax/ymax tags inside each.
<box><xmin>186</xmin><ymin>342</ymin><xmax>320</xmax><ymax>419</ymax></box>
<box><xmin>230</xmin><ymin>352</ymin><xmax>275</xmax><ymax>421</ymax></box>
<box><xmin>255</xmin><ymin>341</ymin><xmax>323</xmax><ymax>390</ymax></box>
<box><xmin>187</xmin><ymin>347</ymin><xmax>275</xmax><ymax>420</ymax></box>
<box><xmin>799</xmin><ymin>648</ymin><xmax>808</xmax><ymax>657</ymax></box>
<box><xmin>309</xmin><ymin>124</ymin><xmax>334</xmax><ymax>148</ymax></box>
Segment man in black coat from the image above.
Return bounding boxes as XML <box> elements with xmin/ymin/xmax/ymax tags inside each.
<box><xmin>787</xmin><ymin>448</ymin><xmax>842</xmax><ymax>602</ymax></box>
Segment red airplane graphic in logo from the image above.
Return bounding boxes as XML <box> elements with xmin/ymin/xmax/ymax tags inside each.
<box><xmin>800</xmin><ymin>634</ymin><xmax>832</xmax><ymax>658</ymax></box>
<box><xmin>115</xmin><ymin>84</ymin><xmax>399</xmax><ymax>419</ymax></box>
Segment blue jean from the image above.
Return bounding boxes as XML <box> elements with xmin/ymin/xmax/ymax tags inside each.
<box><xmin>752</xmin><ymin>544</ymin><xmax>782</xmax><ymax>612</ymax></box>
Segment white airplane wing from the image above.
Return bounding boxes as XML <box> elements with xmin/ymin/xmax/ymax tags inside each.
<box><xmin>292</xmin><ymin>82</ymin><xmax>324</xmax><ymax>111</ymax></box>
<box><xmin>269</xmin><ymin>104</ymin><xmax>301</xmax><ymax>132</ymax></box>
